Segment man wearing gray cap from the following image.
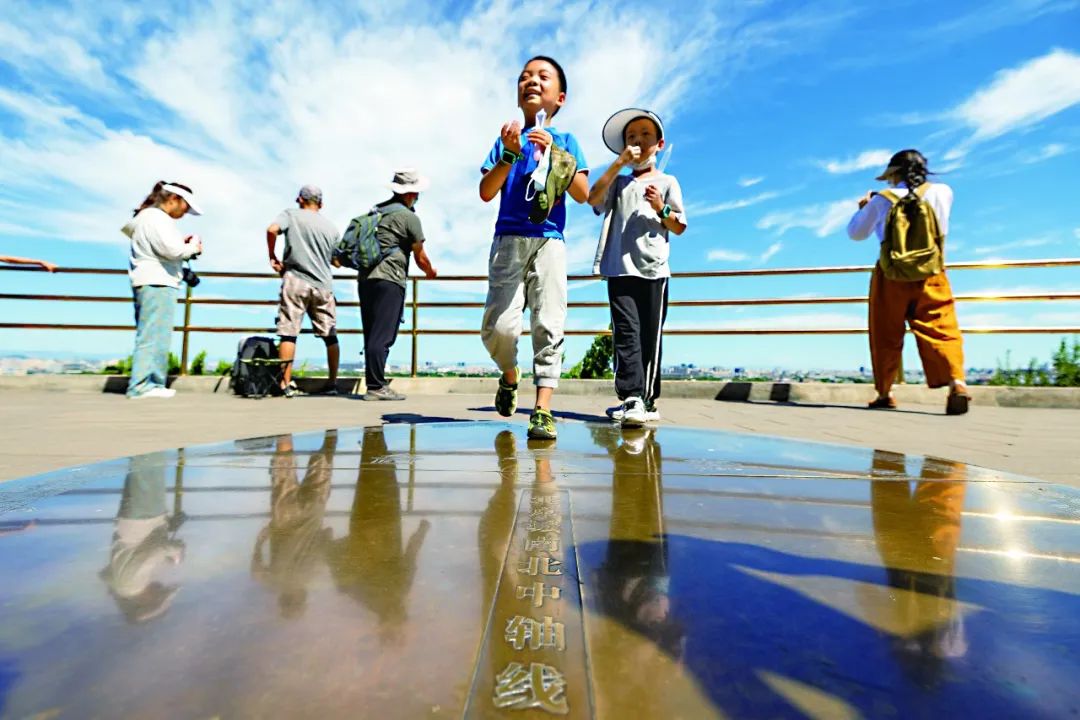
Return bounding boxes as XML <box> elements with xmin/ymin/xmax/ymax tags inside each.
<box><xmin>266</xmin><ymin>185</ymin><xmax>342</xmax><ymax>397</ymax></box>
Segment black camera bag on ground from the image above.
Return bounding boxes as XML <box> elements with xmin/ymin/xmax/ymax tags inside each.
<box><xmin>231</xmin><ymin>336</ymin><xmax>287</xmax><ymax>398</ymax></box>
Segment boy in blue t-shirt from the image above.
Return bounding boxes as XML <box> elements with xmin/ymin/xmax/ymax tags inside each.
<box><xmin>479</xmin><ymin>56</ymin><xmax>589</xmax><ymax>440</ymax></box>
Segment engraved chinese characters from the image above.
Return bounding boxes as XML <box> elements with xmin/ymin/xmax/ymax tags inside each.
<box><xmin>465</xmin><ymin>474</ymin><xmax>590</xmax><ymax>719</ymax></box>
<box><xmin>497</xmin><ymin>490</ymin><xmax>570</xmax><ymax>714</ymax></box>
<box><xmin>494</xmin><ymin>662</ymin><xmax>569</xmax><ymax>715</ymax></box>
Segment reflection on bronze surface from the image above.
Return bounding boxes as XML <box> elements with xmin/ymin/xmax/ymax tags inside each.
<box><xmin>593</xmin><ymin>427</ymin><xmax>682</xmax><ymax>654</ymax></box>
<box><xmin>250</xmin><ymin>432</ymin><xmax>336</xmax><ymax>619</ymax></box>
<box><xmin>478</xmin><ymin>431</ymin><xmax>520</xmax><ymax>624</ymax></box>
<box><xmin>588</xmin><ymin>426</ymin><xmax>691</xmax><ymax>718</ymax></box>
<box><xmin>327</xmin><ymin>427</ymin><xmax>429</xmax><ymax>646</ymax></box>
<box><xmin>870</xmin><ymin>450</ymin><xmax>969</xmax><ymax>682</ymax></box>
<box><xmin>98</xmin><ymin>451</ymin><xmax>184</xmax><ymax>624</ymax></box>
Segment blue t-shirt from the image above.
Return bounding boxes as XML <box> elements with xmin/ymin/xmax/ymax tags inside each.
<box><xmin>481</xmin><ymin>127</ymin><xmax>588</xmax><ymax>240</ymax></box>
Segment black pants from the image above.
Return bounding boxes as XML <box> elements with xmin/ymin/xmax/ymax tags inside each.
<box><xmin>608</xmin><ymin>276</ymin><xmax>669</xmax><ymax>403</ymax></box>
<box><xmin>359</xmin><ymin>279</ymin><xmax>405</xmax><ymax>390</ymax></box>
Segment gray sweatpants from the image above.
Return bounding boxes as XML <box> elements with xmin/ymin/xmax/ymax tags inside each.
<box><xmin>481</xmin><ymin>235</ymin><xmax>567</xmax><ymax>388</ymax></box>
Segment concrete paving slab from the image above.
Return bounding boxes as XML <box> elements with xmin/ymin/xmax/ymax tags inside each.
<box><xmin>1</xmin><ymin>390</ymin><xmax>1078</xmax><ymax>486</ymax></box>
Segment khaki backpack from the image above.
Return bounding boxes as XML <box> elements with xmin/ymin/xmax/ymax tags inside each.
<box><xmin>877</xmin><ymin>184</ymin><xmax>945</xmax><ymax>281</ymax></box>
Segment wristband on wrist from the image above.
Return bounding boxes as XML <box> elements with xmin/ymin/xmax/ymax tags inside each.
<box><xmin>660</xmin><ymin>204</ymin><xmax>672</xmax><ymax>219</ymax></box>
<box><xmin>499</xmin><ymin>149</ymin><xmax>522</xmax><ymax>166</ymax></box>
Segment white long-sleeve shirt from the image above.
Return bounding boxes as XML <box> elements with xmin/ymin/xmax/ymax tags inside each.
<box><xmin>123</xmin><ymin>207</ymin><xmax>200</xmax><ymax>288</ymax></box>
<box><xmin>847</xmin><ymin>182</ymin><xmax>953</xmax><ymax>242</ymax></box>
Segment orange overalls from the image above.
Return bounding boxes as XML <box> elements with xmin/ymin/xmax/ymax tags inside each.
<box><xmin>869</xmin><ymin>266</ymin><xmax>965</xmax><ymax>395</ymax></box>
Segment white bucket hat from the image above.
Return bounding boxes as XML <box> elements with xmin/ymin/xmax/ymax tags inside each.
<box><xmin>602</xmin><ymin>108</ymin><xmax>665</xmax><ymax>154</ymax></box>
<box><xmin>161</xmin><ymin>183</ymin><xmax>203</xmax><ymax>216</ymax></box>
<box><xmin>388</xmin><ymin>168</ymin><xmax>430</xmax><ymax>194</ymax></box>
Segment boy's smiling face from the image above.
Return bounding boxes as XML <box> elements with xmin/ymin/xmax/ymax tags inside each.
<box><xmin>623</xmin><ymin>117</ymin><xmax>665</xmax><ymax>161</ymax></box>
<box><xmin>518</xmin><ymin>59</ymin><xmax>565</xmax><ymax>119</ymax></box>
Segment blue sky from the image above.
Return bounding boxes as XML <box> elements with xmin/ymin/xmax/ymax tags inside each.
<box><xmin>0</xmin><ymin>0</ymin><xmax>1078</xmax><ymax>371</ymax></box>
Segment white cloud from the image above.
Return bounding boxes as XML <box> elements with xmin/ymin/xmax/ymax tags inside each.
<box><xmin>667</xmin><ymin>311</ymin><xmax>864</xmax><ymax>331</ymax></box>
<box><xmin>693</xmin><ymin>191</ymin><xmax>780</xmax><ymax>216</ymax></box>
<box><xmin>738</xmin><ymin>176</ymin><xmax>764</xmax><ymax>187</ymax></box>
<box><xmin>951</xmin><ymin>48</ymin><xmax>1080</xmax><ymax>143</ymax></box>
<box><xmin>1020</xmin><ymin>143</ymin><xmax>1068</xmax><ymax>163</ymax></box>
<box><xmin>816</xmin><ymin>149</ymin><xmax>892</xmax><ymax>175</ymax></box>
<box><xmin>757</xmin><ymin>198</ymin><xmax>857</xmax><ymax>238</ymax></box>
<box><xmin>973</xmin><ymin>236</ymin><xmax>1057</xmax><ymax>255</ymax></box>
<box><xmin>0</xmin><ymin>0</ymin><xmax>731</xmax><ymax>280</ymax></box>
<box><xmin>707</xmin><ymin>249</ymin><xmax>750</xmax><ymax>262</ymax></box>
<box><xmin>759</xmin><ymin>241</ymin><xmax>783</xmax><ymax>264</ymax></box>
<box><xmin>928</xmin><ymin>0</ymin><xmax>1080</xmax><ymax>41</ymax></box>
<box><xmin>0</xmin><ymin>18</ymin><xmax>113</xmax><ymax>89</ymax></box>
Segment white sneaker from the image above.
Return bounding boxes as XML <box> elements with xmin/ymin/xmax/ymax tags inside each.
<box><xmin>621</xmin><ymin>431</ymin><xmax>648</xmax><ymax>455</ymax></box>
<box><xmin>130</xmin><ymin>387</ymin><xmax>175</xmax><ymax>399</ymax></box>
<box><xmin>620</xmin><ymin>397</ymin><xmax>647</xmax><ymax>428</ymax></box>
<box><xmin>608</xmin><ymin>401</ymin><xmax>661</xmax><ymax>423</ymax></box>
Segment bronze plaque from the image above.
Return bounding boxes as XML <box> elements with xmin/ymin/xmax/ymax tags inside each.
<box><xmin>464</xmin><ymin>487</ymin><xmax>591</xmax><ymax>718</ymax></box>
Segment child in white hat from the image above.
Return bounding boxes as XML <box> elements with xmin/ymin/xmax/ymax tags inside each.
<box><xmin>588</xmin><ymin>109</ymin><xmax>687</xmax><ymax>427</ymax></box>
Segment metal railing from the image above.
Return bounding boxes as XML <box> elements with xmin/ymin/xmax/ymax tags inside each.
<box><xmin>2</xmin><ymin>258</ymin><xmax>1078</xmax><ymax>376</ymax></box>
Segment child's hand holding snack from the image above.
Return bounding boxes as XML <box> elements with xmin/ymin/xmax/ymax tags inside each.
<box><xmin>501</xmin><ymin>121</ymin><xmax>523</xmax><ymax>154</ymax></box>
<box><xmin>526</xmin><ymin>127</ymin><xmax>553</xmax><ymax>155</ymax></box>
<box><xmin>644</xmin><ymin>184</ymin><xmax>665</xmax><ymax>214</ymax></box>
<box><xmin>618</xmin><ymin>144</ymin><xmax>642</xmax><ymax>168</ymax></box>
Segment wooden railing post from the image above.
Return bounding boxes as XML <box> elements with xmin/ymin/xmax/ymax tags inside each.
<box><xmin>411</xmin><ymin>277</ymin><xmax>419</xmax><ymax>378</ymax></box>
<box><xmin>180</xmin><ymin>283</ymin><xmax>194</xmax><ymax>375</ymax></box>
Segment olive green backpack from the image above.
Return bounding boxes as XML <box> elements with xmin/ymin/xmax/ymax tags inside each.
<box><xmin>877</xmin><ymin>184</ymin><xmax>945</xmax><ymax>281</ymax></box>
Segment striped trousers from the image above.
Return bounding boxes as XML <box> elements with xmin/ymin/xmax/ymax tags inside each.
<box><xmin>608</xmin><ymin>276</ymin><xmax>669</xmax><ymax>403</ymax></box>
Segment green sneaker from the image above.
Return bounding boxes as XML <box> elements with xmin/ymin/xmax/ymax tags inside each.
<box><xmin>495</xmin><ymin>369</ymin><xmax>519</xmax><ymax>417</ymax></box>
<box><xmin>528</xmin><ymin>408</ymin><xmax>557</xmax><ymax>440</ymax></box>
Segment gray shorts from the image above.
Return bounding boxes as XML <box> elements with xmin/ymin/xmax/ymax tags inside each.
<box><xmin>276</xmin><ymin>273</ymin><xmax>337</xmax><ymax>337</ymax></box>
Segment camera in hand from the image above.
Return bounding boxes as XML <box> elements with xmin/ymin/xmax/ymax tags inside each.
<box><xmin>182</xmin><ymin>262</ymin><xmax>200</xmax><ymax>287</ymax></box>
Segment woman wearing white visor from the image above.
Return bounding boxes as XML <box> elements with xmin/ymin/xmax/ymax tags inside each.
<box><xmin>121</xmin><ymin>181</ymin><xmax>203</xmax><ymax>399</ymax></box>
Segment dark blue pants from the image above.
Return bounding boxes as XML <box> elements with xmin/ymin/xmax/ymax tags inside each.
<box><xmin>359</xmin><ymin>279</ymin><xmax>405</xmax><ymax>390</ymax></box>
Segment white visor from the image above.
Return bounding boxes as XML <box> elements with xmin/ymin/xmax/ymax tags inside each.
<box><xmin>161</xmin><ymin>183</ymin><xmax>203</xmax><ymax>216</ymax></box>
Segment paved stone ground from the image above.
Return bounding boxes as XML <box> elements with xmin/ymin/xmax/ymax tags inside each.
<box><xmin>2</xmin><ymin>390</ymin><xmax>1077</xmax><ymax>486</ymax></box>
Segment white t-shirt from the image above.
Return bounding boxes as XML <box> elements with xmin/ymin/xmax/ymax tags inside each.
<box><xmin>123</xmin><ymin>207</ymin><xmax>200</xmax><ymax>288</ymax></box>
<box><xmin>847</xmin><ymin>182</ymin><xmax>953</xmax><ymax>243</ymax></box>
<box><xmin>594</xmin><ymin>172</ymin><xmax>688</xmax><ymax>279</ymax></box>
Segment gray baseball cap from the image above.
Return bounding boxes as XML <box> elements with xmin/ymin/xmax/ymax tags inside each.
<box><xmin>298</xmin><ymin>185</ymin><xmax>323</xmax><ymax>203</ymax></box>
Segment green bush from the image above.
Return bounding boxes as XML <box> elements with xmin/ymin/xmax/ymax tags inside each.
<box><xmin>102</xmin><ymin>355</ymin><xmax>133</xmax><ymax>375</ymax></box>
<box><xmin>190</xmin><ymin>350</ymin><xmax>207</xmax><ymax>375</ymax></box>
<box><xmin>565</xmin><ymin>332</ymin><xmax>614</xmax><ymax>380</ymax></box>
<box><xmin>214</xmin><ymin>360</ymin><xmax>233</xmax><ymax>376</ymax></box>
<box><xmin>1052</xmin><ymin>337</ymin><xmax>1080</xmax><ymax>386</ymax></box>
<box><xmin>990</xmin><ymin>339</ymin><xmax>1079</xmax><ymax>387</ymax></box>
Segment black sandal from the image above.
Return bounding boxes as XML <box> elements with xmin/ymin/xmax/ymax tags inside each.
<box><xmin>946</xmin><ymin>391</ymin><xmax>970</xmax><ymax>416</ymax></box>
<box><xmin>868</xmin><ymin>396</ymin><xmax>898</xmax><ymax>410</ymax></box>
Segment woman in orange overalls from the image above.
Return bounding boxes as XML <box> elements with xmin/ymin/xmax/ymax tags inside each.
<box><xmin>847</xmin><ymin>150</ymin><xmax>970</xmax><ymax>415</ymax></box>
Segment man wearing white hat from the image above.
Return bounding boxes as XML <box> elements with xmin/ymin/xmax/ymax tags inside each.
<box><xmin>357</xmin><ymin>169</ymin><xmax>438</xmax><ymax>401</ymax></box>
